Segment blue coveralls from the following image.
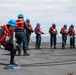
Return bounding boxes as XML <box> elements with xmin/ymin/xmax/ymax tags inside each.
<box><xmin>60</xmin><ymin>28</ymin><xmax>68</xmax><ymax>49</ymax></box>
<box><xmin>0</xmin><ymin>28</ymin><xmax>16</xmax><ymax>64</ymax></box>
<box><xmin>50</xmin><ymin>34</ymin><xmax>57</xmax><ymax>48</ymax></box>
<box><xmin>15</xmin><ymin>22</ymin><xmax>29</xmax><ymax>56</ymax></box>
<box><xmin>35</xmin><ymin>29</ymin><xmax>42</xmax><ymax>49</ymax></box>
<box><xmin>62</xmin><ymin>34</ymin><xmax>67</xmax><ymax>48</ymax></box>
<box><xmin>26</xmin><ymin>27</ymin><xmax>33</xmax><ymax>49</ymax></box>
<box><xmin>49</xmin><ymin>27</ymin><xmax>57</xmax><ymax>49</ymax></box>
<box><xmin>68</xmin><ymin>28</ymin><xmax>75</xmax><ymax>48</ymax></box>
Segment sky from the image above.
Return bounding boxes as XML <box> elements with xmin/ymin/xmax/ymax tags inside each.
<box><xmin>0</xmin><ymin>0</ymin><xmax>76</xmax><ymax>35</ymax></box>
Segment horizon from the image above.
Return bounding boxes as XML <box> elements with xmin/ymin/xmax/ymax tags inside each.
<box><xmin>0</xmin><ymin>0</ymin><xmax>76</xmax><ymax>34</ymax></box>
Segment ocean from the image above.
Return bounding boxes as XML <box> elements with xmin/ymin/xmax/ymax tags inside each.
<box><xmin>30</xmin><ymin>33</ymin><xmax>76</xmax><ymax>44</ymax></box>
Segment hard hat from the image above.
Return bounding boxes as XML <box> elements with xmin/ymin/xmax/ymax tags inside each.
<box><xmin>64</xmin><ymin>24</ymin><xmax>67</xmax><ymax>28</ymax></box>
<box><xmin>71</xmin><ymin>24</ymin><xmax>74</xmax><ymax>27</ymax></box>
<box><xmin>7</xmin><ymin>19</ymin><xmax>17</xmax><ymax>26</ymax></box>
<box><xmin>18</xmin><ymin>14</ymin><xmax>24</xmax><ymax>18</ymax></box>
<box><xmin>52</xmin><ymin>23</ymin><xmax>56</xmax><ymax>27</ymax></box>
<box><xmin>26</xmin><ymin>18</ymin><xmax>30</xmax><ymax>22</ymax></box>
<box><xmin>37</xmin><ymin>23</ymin><xmax>40</xmax><ymax>26</ymax></box>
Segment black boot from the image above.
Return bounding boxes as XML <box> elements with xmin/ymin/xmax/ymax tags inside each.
<box><xmin>54</xmin><ymin>46</ymin><xmax>57</xmax><ymax>49</ymax></box>
<box><xmin>62</xmin><ymin>44</ymin><xmax>65</xmax><ymax>49</ymax></box>
<box><xmin>38</xmin><ymin>46</ymin><xmax>40</xmax><ymax>49</ymax></box>
<box><xmin>73</xmin><ymin>45</ymin><xmax>75</xmax><ymax>48</ymax></box>
<box><xmin>10</xmin><ymin>61</ymin><xmax>17</xmax><ymax>65</ymax></box>
<box><xmin>23</xmin><ymin>50</ymin><xmax>30</xmax><ymax>56</ymax></box>
<box><xmin>62</xmin><ymin>46</ymin><xmax>65</xmax><ymax>49</ymax></box>
<box><xmin>10</xmin><ymin>56</ymin><xmax>17</xmax><ymax>65</ymax></box>
<box><xmin>36</xmin><ymin>46</ymin><xmax>38</xmax><ymax>49</ymax></box>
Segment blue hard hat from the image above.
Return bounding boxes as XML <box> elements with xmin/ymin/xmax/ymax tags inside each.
<box><xmin>37</xmin><ymin>23</ymin><xmax>40</xmax><ymax>26</ymax></box>
<box><xmin>18</xmin><ymin>14</ymin><xmax>24</xmax><ymax>18</ymax></box>
<box><xmin>26</xmin><ymin>18</ymin><xmax>30</xmax><ymax>22</ymax></box>
<box><xmin>71</xmin><ymin>24</ymin><xmax>74</xmax><ymax>27</ymax></box>
<box><xmin>7</xmin><ymin>19</ymin><xmax>17</xmax><ymax>26</ymax></box>
<box><xmin>52</xmin><ymin>23</ymin><xmax>56</xmax><ymax>27</ymax></box>
<box><xmin>64</xmin><ymin>24</ymin><xmax>67</xmax><ymax>27</ymax></box>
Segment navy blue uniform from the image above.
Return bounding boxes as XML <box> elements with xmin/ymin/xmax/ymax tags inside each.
<box><xmin>0</xmin><ymin>27</ymin><xmax>16</xmax><ymax>64</ymax></box>
<box><xmin>49</xmin><ymin>26</ymin><xmax>57</xmax><ymax>49</ymax></box>
<box><xmin>68</xmin><ymin>26</ymin><xmax>75</xmax><ymax>48</ymax></box>
<box><xmin>15</xmin><ymin>21</ymin><xmax>30</xmax><ymax>56</ymax></box>
<box><xmin>60</xmin><ymin>27</ymin><xmax>68</xmax><ymax>49</ymax></box>
<box><xmin>35</xmin><ymin>25</ymin><xmax>44</xmax><ymax>49</ymax></box>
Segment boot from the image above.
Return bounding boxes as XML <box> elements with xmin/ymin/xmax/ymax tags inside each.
<box><xmin>10</xmin><ymin>61</ymin><xmax>17</xmax><ymax>65</ymax></box>
<box><xmin>38</xmin><ymin>46</ymin><xmax>40</xmax><ymax>49</ymax></box>
<box><xmin>23</xmin><ymin>50</ymin><xmax>30</xmax><ymax>56</ymax></box>
<box><xmin>36</xmin><ymin>46</ymin><xmax>38</xmax><ymax>49</ymax></box>
<box><xmin>18</xmin><ymin>50</ymin><xmax>21</xmax><ymax>56</ymax></box>
<box><xmin>73</xmin><ymin>46</ymin><xmax>75</xmax><ymax>48</ymax></box>
<box><xmin>73</xmin><ymin>45</ymin><xmax>75</xmax><ymax>48</ymax></box>
<box><xmin>62</xmin><ymin>44</ymin><xmax>65</xmax><ymax>49</ymax></box>
<box><xmin>62</xmin><ymin>46</ymin><xmax>65</xmax><ymax>49</ymax></box>
<box><xmin>10</xmin><ymin>56</ymin><xmax>17</xmax><ymax>65</ymax></box>
<box><xmin>54</xmin><ymin>46</ymin><xmax>57</xmax><ymax>49</ymax></box>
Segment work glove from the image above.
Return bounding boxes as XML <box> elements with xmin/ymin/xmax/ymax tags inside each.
<box><xmin>42</xmin><ymin>32</ymin><xmax>44</xmax><ymax>34</ymax></box>
<box><xmin>31</xmin><ymin>30</ymin><xmax>34</xmax><ymax>33</ymax></box>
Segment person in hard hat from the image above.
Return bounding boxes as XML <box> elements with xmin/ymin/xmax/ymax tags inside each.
<box><xmin>68</xmin><ymin>24</ymin><xmax>75</xmax><ymax>48</ymax></box>
<box><xmin>49</xmin><ymin>23</ymin><xmax>58</xmax><ymax>49</ymax></box>
<box><xmin>60</xmin><ymin>24</ymin><xmax>68</xmax><ymax>49</ymax></box>
<box><xmin>15</xmin><ymin>14</ymin><xmax>30</xmax><ymax>56</ymax></box>
<box><xmin>0</xmin><ymin>19</ymin><xmax>17</xmax><ymax>64</ymax></box>
<box><xmin>26</xmin><ymin>18</ymin><xmax>34</xmax><ymax>50</ymax></box>
<box><xmin>34</xmin><ymin>23</ymin><xmax>44</xmax><ymax>49</ymax></box>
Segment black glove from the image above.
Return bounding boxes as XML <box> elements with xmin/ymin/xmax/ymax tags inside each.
<box><xmin>31</xmin><ymin>30</ymin><xmax>34</xmax><ymax>33</ymax></box>
<box><xmin>42</xmin><ymin>32</ymin><xmax>44</xmax><ymax>34</ymax></box>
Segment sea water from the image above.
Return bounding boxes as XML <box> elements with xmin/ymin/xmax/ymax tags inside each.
<box><xmin>30</xmin><ymin>34</ymin><xmax>76</xmax><ymax>44</ymax></box>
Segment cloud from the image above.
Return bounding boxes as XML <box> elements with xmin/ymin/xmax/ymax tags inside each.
<box><xmin>0</xmin><ymin>0</ymin><xmax>76</xmax><ymax>32</ymax></box>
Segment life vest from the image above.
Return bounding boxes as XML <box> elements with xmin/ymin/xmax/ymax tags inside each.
<box><xmin>69</xmin><ymin>27</ymin><xmax>75</xmax><ymax>35</ymax></box>
<box><xmin>35</xmin><ymin>26</ymin><xmax>42</xmax><ymax>34</ymax></box>
<box><xmin>61</xmin><ymin>27</ymin><xmax>68</xmax><ymax>34</ymax></box>
<box><xmin>16</xmin><ymin>19</ymin><xmax>25</xmax><ymax>30</ymax></box>
<box><xmin>50</xmin><ymin>26</ymin><xmax>57</xmax><ymax>34</ymax></box>
<box><xmin>26</xmin><ymin>22</ymin><xmax>32</xmax><ymax>30</ymax></box>
<box><xmin>0</xmin><ymin>25</ymin><xmax>14</xmax><ymax>46</ymax></box>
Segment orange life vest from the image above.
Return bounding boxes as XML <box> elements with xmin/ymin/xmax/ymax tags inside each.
<box><xmin>69</xmin><ymin>27</ymin><xmax>75</xmax><ymax>35</ymax></box>
<box><xmin>0</xmin><ymin>25</ymin><xmax>14</xmax><ymax>46</ymax></box>
<box><xmin>35</xmin><ymin>26</ymin><xmax>43</xmax><ymax>34</ymax></box>
<box><xmin>50</xmin><ymin>26</ymin><xmax>57</xmax><ymax>34</ymax></box>
<box><xmin>26</xmin><ymin>22</ymin><xmax>32</xmax><ymax>30</ymax></box>
<box><xmin>61</xmin><ymin>27</ymin><xmax>68</xmax><ymax>34</ymax></box>
<box><xmin>16</xmin><ymin>19</ymin><xmax>25</xmax><ymax>30</ymax></box>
